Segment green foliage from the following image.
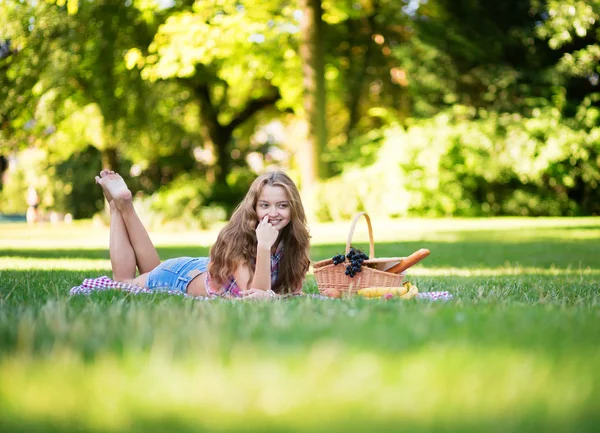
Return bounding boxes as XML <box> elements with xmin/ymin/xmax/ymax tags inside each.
<box><xmin>2</xmin><ymin>0</ymin><xmax>600</xmax><ymax>220</ymax></box>
<box><xmin>0</xmin><ymin>0</ymin><xmax>193</xmax><ymax>163</ymax></box>
<box><xmin>0</xmin><ymin>146</ymin><xmax>107</xmax><ymax>218</ymax></box>
<box><xmin>0</xmin><ymin>166</ymin><xmax>28</xmax><ymax>214</ymax></box>
<box><xmin>137</xmin><ymin>166</ymin><xmax>259</xmax><ymax>228</ymax></box>
<box><xmin>135</xmin><ymin>173</ymin><xmax>225</xmax><ymax>230</ymax></box>
<box><xmin>322</xmin><ymin>0</ymin><xmax>413</xmax><ymax>172</ymax></box>
<box><xmin>316</xmin><ymin>104</ymin><xmax>600</xmax><ymax>220</ymax></box>
<box><xmin>0</xmin><ymin>149</ymin><xmax>48</xmax><ymax>214</ymax></box>
<box><xmin>138</xmin><ymin>0</ymin><xmax>302</xmax><ymax>110</ymax></box>
<box><xmin>53</xmin><ymin>146</ymin><xmax>107</xmax><ymax>219</ymax></box>
<box><xmin>535</xmin><ymin>1</ymin><xmax>599</xmax><ymax>58</ymax></box>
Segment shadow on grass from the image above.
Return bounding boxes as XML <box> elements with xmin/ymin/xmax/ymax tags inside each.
<box><xmin>0</xmin><ymin>246</ymin><xmax>211</xmax><ymax>260</ymax></box>
<box><xmin>2</xmin><ymin>237</ymin><xmax>599</xmax><ymax>270</ymax></box>
<box><xmin>557</xmin><ymin>224</ymin><xmax>600</xmax><ymax>231</ymax></box>
<box><xmin>0</xmin><ymin>413</ymin><xmax>598</xmax><ymax>433</ymax></box>
<box><xmin>311</xmin><ymin>239</ymin><xmax>600</xmax><ymax>269</ymax></box>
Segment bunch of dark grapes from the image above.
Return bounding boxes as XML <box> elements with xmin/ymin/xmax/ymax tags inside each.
<box><xmin>331</xmin><ymin>246</ymin><xmax>369</xmax><ymax>278</ymax></box>
<box><xmin>332</xmin><ymin>253</ymin><xmax>346</xmax><ymax>265</ymax></box>
<box><xmin>345</xmin><ymin>247</ymin><xmax>369</xmax><ymax>277</ymax></box>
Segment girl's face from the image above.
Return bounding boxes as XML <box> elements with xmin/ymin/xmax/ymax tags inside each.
<box><xmin>255</xmin><ymin>184</ymin><xmax>291</xmax><ymax>230</ymax></box>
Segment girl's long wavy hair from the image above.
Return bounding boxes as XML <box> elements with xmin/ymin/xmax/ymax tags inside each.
<box><xmin>208</xmin><ymin>171</ymin><xmax>311</xmax><ymax>294</ymax></box>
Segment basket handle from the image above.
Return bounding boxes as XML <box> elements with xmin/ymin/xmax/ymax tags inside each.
<box><xmin>345</xmin><ymin>212</ymin><xmax>375</xmax><ymax>258</ymax></box>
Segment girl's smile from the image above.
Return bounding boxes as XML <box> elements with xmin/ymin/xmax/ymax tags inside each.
<box><xmin>256</xmin><ymin>185</ymin><xmax>291</xmax><ymax>230</ymax></box>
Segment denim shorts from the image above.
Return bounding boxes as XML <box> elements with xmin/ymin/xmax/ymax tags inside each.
<box><xmin>146</xmin><ymin>257</ymin><xmax>210</xmax><ymax>293</ymax></box>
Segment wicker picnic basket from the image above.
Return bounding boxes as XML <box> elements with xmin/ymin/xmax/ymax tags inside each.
<box><xmin>313</xmin><ymin>212</ymin><xmax>405</xmax><ymax>294</ymax></box>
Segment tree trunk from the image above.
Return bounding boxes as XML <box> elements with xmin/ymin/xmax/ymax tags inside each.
<box><xmin>194</xmin><ymin>82</ymin><xmax>280</xmax><ymax>204</ymax></box>
<box><xmin>345</xmin><ymin>14</ymin><xmax>376</xmax><ymax>142</ymax></box>
<box><xmin>195</xmin><ymin>83</ymin><xmax>235</xmax><ymax>191</ymax></box>
<box><xmin>101</xmin><ymin>147</ymin><xmax>119</xmax><ymax>171</ymax></box>
<box><xmin>300</xmin><ymin>0</ymin><xmax>327</xmax><ymax>187</ymax></box>
<box><xmin>299</xmin><ymin>0</ymin><xmax>327</xmax><ymax>221</ymax></box>
<box><xmin>213</xmin><ymin>131</ymin><xmax>232</xmax><ymax>187</ymax></box>
<box><xmin>0</xmin><ymin>155</ymin><xmax>7</xmax><ymax>190</ymax></box>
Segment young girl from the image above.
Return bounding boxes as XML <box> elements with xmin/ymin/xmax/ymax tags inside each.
<box><xmin>95</xmin><ymin>169</ymin><xmax>311</xmax><ymax>299</ymax></box>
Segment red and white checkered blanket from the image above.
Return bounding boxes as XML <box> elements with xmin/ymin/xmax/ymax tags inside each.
<box><xmin>416</xmin><ymin>291</ymin><xmax>453</xmax><ymax>301</ymax></box>
<box><xmin>311</xmin><ymin>292</ymin><xmax>453</xmax><ymax>301</ymax></box>
<box><xmin>70</xmin><ymin>276</ymin><xmax>453</xmax><ymax>301</ymax></box>
<box><xmin>69</xmin><ymin>276</ymin><xmax>212</xmax><ymax>298</ymax></box>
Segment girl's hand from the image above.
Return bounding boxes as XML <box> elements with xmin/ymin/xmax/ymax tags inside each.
<box><xmin>240</xmin><ymin>288</ymin><xmax>277</xmax><ymax>299</ymax></box>
<box><xmin>256</xmin><ymin>215</ymin><xmax>279</xmax><ymax>250</ymax></box>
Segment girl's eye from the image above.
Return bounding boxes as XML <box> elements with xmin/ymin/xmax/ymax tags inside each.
<box><xmin>279</xmin><ymin>204</ymin><xmax>288</xmax><ymax>209</ymax></box>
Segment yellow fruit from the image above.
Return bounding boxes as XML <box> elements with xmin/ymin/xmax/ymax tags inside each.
<box><xmin>357</xmin><ymin>286</ymin><xmax>408</xmax><ymax>298</ymax></box>
<box><xmin>400</xmin><ymin>284</ymin><xmax>419</xmax><ymax>300</ymax></box>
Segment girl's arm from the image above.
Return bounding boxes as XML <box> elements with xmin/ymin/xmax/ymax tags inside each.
<box><xmin>236</xmin><ymin>215</ymin><xmax>279</xmax><ymax>291</ymax></box>
<box><xmin>232</xmin><ymin>263</ymin><xmax>252</xmax><ymax>291</ymax></box>
<box><xmin>232</xmin><ymin>246</ymin><xmax>271</xmax><ymax>291</ymax></box>
<box><xmin>248</xmin><ymin>244</ymin><xmax>271</xmax><ymax>291</ymax></box>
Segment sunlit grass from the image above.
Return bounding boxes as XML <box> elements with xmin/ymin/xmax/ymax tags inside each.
<box><xmin>0</xmin><ymin>218</ymin><xmax>599</xmax><ymax>432</ymax></box>
<box><xmin>1</xmin><ymin>343</ymin><xmax>598</xmax><ymax>432</ymax></box>
<box><xmin>1</xmin><ymin>216</ymin><xmax>599</xmax><ymax>249</ymax></box>
<box><xmin>2</xmin><ymin>258</ymin><xmax>599</xmax><ymax>279</ymax></box>
<box><xmin>0</xmin><ymin>258</ymin><xmax>110</xmax><ymax>271</ymax></box>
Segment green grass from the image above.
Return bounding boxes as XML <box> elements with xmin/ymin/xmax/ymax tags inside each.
<box><xmin>0</xmin><ymin>217</ymin><xmax>599</xmax><ymax>432</ymax></box>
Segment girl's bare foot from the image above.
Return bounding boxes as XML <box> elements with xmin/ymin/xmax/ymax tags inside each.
<box><xmin>95</xmin><ymin>169</ymin><xmax>115</xmax><ymax>202</ymax></box>
<box><xmin>95</xmin><ymin>171</ymin><xmax>132</xmax><ymax>211</ymax></box>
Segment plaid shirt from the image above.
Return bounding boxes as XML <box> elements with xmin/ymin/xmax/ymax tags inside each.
<box><xmin>215</xmin><ymin>240</ymin><xmax>284</xmax><ymax>297</ymax></box>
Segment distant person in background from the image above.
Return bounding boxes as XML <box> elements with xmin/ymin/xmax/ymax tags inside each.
<box><xmin>26</xmin><ymin>185</ymin><xmax>40</xmax><ymax>224</ymax></box>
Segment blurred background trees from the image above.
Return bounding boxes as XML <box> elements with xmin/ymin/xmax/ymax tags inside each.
<box><xmin>1</xmin><ymin>0</ymin><xmax>598</xmax><ymax>225</ymax></box>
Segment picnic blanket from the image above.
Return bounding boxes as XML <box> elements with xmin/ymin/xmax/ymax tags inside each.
<box><xmin>69</xmin><ymin>276</ymin><xmax>214</xmax><ymax>299</ymax></box>
<box><xmin>70</xmin><ymin>276</ymin><xmax>453</xmax><ymax>301</ymax></box>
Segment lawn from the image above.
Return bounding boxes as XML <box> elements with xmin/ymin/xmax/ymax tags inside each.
<box><xmin>0</xmin><ymin>217</ymin><xmax>599</xmax><ymax>433</ymax></box>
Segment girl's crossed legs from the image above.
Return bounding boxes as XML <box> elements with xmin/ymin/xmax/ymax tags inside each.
<box><xmin>95</xmin><ymin>170</ymin><xmax>209</xmax><ymax>296</ymax></box>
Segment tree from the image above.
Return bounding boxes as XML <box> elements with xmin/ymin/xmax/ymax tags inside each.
<box><xmin>299</xmin><ymin>0</ymin><xmax>327</xmax><ymax>190</ymax></box>
<box><xmin>321</xmin><ymin>0</ymin><xmax>414</xmax><ymax>171</ymax></box>
<box><xmin>533</xmin><ymin>0</ymin><xmax>600</xmax><ymax>111</ymax></box>
<box><xmin>0</xmin><ymin>1</ymin><xmax>184</xmax><ymax>169</ymax></box>
<box><xmin>0</xmin><ymin>10</ymin><xmax>43</xmax><ymax>156</ymax></box>
<box><xmin>0</xmin><ymin>1</ymin><xmax>206</xmax><ymax>216</ymax></box>
<box><xmin>133</xmin><ymin>0</ymin><xmax>304</xmax><ymax>203</ymax></box>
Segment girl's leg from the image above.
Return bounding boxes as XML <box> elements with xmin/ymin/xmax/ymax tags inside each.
<box><xmin>108</xmin><ymin>201</ymin><xmax>138</xmax><ymax>282</ymax></box>
<box><xmin>116</xmin><ymin>198</ymin><xmax>161</xmax><ymax>274</ymax></box>
<box><xmin>97</xmin><ymin>170</ymin><xmax>161</xmax><ymax>274</ymax></box>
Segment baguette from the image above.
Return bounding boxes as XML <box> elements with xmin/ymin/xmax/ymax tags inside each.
<box><xmin>386</xmin><ymin>249</ymin><xmax>430</xmax><ymax>274</ymax></box>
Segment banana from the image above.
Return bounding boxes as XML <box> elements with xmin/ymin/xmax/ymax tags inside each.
<box><xmin>400</xmin><ymin>284</ymin><xmax>419</xmax><ymax>300</ymax></box>
<box><xmin>357</xmin><ymin>285</ymin><xmax>409</xmax><ymax>298</ymax></box>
